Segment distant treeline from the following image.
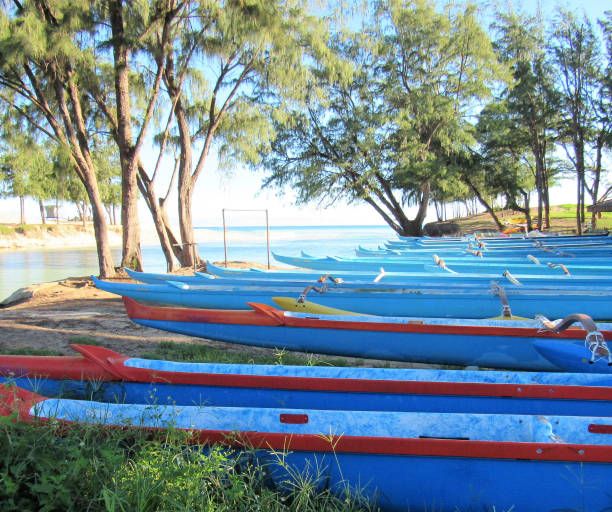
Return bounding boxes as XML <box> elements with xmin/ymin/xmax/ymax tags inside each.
<box><xmin>0</xmin><ymin>1</ymin><xmax>609</xmax><ymax>275</ymax></box>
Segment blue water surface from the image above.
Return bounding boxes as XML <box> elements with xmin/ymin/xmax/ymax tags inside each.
<box><xmin>0</xmin><ymin>225</ymin><xmax>394</xmax><ymax>300</ymax></box>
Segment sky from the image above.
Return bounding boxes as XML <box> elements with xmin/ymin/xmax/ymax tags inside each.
<box><xmin>0</xmin><ymin>0</ymin><xmax>610</xmax><ymax>228</ymax></box>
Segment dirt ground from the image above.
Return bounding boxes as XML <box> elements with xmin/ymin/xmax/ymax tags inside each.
<box><xmin>0</xmin><ymin>274</ymin><xmax>442</xmax><ymax>368</ymax></box>
<box><xmin>0</xmin><ymin>278</ymin><xmax>213</xmax><ymax>357</ymax></box>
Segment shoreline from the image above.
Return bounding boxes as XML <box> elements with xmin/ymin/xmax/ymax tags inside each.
<box><xmin>0</xmin><ymin>224</ymin><xmax>165</xmax><ymax>252</ymax></box>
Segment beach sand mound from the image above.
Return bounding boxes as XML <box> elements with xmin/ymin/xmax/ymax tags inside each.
<box><xmin>0</xmin><ymin>224</ymin><xmax>122</xmax><ymax>251</ymax></box>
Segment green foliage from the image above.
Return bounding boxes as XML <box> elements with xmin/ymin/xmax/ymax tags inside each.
<box><xmin>0</xmin><ymin>410</ymin><xmax>377</xmax><ymax>512</ymax></box>
<box><xmin>0</xmin><ymin>417</ymin><xmax>127</xmax><ymax>512</ymax></box>
<box><xmin>67</xmin><ymin>336</ymin><xmax>102</xmax><ymax>346</ymax></box>
<box><xmin>0</xmin><ymin>347</ymin><xmax>64</xmax><ymax>356</ymax></box>
<box><xmin>260</xmin><ymin>0</ymin><xmax>508</xmax><ymax>235</ymax></box>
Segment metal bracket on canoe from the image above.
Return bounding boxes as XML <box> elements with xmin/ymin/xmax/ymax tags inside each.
<box><xmin>374</xmin><ymin>268</ymin><xmax>386</xmax><ymax>283</ymax></box>
<box><xmin>547</xmin><ymin>263</ymin><xmax>570</xmax><ymax>275</ymax></box>
<box><xmin>526</xmin><ymin>254</ymin><xmax>541</xmax><ymax>265</ymax></box>
<box><xmin>296</xmin><ymin>283</ymin><xmax>329</xmax><ymax>304</ymax></box>
<box><xmin>536</xmin><ymin>313</ymin><xmax>611</xmax><ymax>365</ymax></box>
<box><xmin>502</xmin><ymin>271</ymin><xmax>522</xmax><ymax>286</ymax></box>
<box><xmin>432</xmin><ymin>255</ymin><xmax>457</xmax><ymax>274</ymax></box>
<box><xmin>465</xmin><ymin>249</ymin><xmax>483</xmax><ymax>257</ymax></box>
<box><xmin>316</xmin><ymin>274</ymin><xmax>344</xmax><ymax>284</ymax></box>
<box><xmin>490</xmin><ymin>282</ymin><xmax>512</xmax><ymax>319</ymax></box>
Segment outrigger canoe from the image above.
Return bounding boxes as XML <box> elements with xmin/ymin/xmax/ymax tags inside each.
<box><xmin>271</xmin><ymin>252</ymin><xmax>612</xmax><ymax>276</ymax></box>
<box><xmin>92</xmin><ymin>276</ymin><xmax>612</xmax><ymax>320</ymax></box>
<box><xmin>119</xmin><ymin>298</ymin><xmax>612</xmax><ymax>371</ymax></box>
<box><xmin>3</xmin><ymin>344</ymin><xmax>612</xmax><ymax>415</ymax></box>
<box><xmin>202</xmin><ymin>261</ymin><xmax>612</xmax><ymax>286</ymax></box>
<box><xmin>3</xmin><ymin>385</ymin><xmax>612</xmax><ymax>511</ymax></box>
<box><xmin>126</xmin><ymin>267</ymin><xmax>612</xmax><ymax>289</ymax></box>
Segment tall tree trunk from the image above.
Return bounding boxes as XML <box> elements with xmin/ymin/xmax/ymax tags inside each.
<box><xmin>137</xmin><ymin>168</ymin><xmax>179</xmax><ymax>272</ymax></box>
<box><xmin>463</xmin><ymin>176</ymin><xmax>504</xmax><ymax>230</ymax></box>
<box><xmin>589</xmin><ymin>136</ymin><xmax>604</xmax><ymax>230</ymax></box>
<box><xmin>173</xmin><ymin>95</ymin><xmax>198</xmax><ymax>266</ymax></box>
<box><xmin>522</xmin><ymin>191</ymin><xmax>532</xmax><ymax>232</ymax></box>
<box><xmin>39</xmin><ymin>199</ymin><xmax>46</xmax><ymax>225</ymax></box>
<box><xmin>19</xmin><ymin>196</ymin><xmax>25</xmax><ymax>224</ymax></box>
<box><xmin>83</xmin><ymin>179</ymin><xmax>115</xmax><ymax>277</ymax></box>
<box><xmin>109</xmin><ymin>0</ymin><xmax>142</xmax><ymax>271</ymax></box>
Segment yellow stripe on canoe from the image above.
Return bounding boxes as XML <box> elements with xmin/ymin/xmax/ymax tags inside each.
<box><xmin>272</xmin><ymin>297</ymin><xmax>369</xmax><ymax>316</ymax></box>
<box><xmin>273</xmin><ymin>297</ymin><xmax>532</xmax><ymax>320</ymax></box>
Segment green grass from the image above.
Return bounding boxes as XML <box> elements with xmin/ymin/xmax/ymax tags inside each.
<box><xmin>0</xmin><ymin>224</ymin><xmax>12</xmax><ymax>235</ymax></box>
<box><xmin>0</xmin><ymin>347</ymin><xmax>64</xmax><ymax>356</ymax></box>
<box><xmin>68</xmin><ymin>335</ymin><xmax>103</xmax><ymax>346</ymax></box>
<box><xmin>0</xmin><ymin>401</ymin><xmax>377</xmax><ymax>512</ymax></box>
<box><xmin>141</xmin><ymin>341</ymin><xmax>353</xmax><ymax>367</ymax></box>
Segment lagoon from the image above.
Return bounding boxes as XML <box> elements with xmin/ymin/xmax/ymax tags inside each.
<box><xmin>0</xmin><ymin>225</ymin><xmax>395</xmax><ymax>301</ymax></box>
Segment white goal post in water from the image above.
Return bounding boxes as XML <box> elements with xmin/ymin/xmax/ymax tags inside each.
<box><xmin>221</xmin><ymin>208</ymin><xmax>271</xmax><ymax>269</ymax></box>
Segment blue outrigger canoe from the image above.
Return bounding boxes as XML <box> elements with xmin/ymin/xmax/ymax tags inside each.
<box><xmin>125</xmin><ymin>267</ymin><xmax>612</xmax><ymax>290</ymax></box>
<box><xmin>272</xmin><ymin>252</ymin><xmax>612</xmax><ymax>276</ymax></box>
<box><xmin>118</xmin><ymin>298</ymin><xmax>612</xmax><ymax>371</ymax></box>
<box><xmin>393</xmin><ymin>233</ymin><xmax>611</xmax><ymax>246</ymax></box>
<box><xmin>3</xmin><ymin>384</ymin><xmax>612</xmax><ymax>511</ymax></box>
<box><xmin>3</xmin><ymin>344</ymin><xmax>612</xmax><ymax>414</ymax></box>
<box><xmin>356</xmin><ymin>244</ymin><xmax>612</xmax><ymax>262</ymax></box>
<box><xmin>93</xmin><ymin>276</ymin><xmax>612</xmax><ymax>320</ymax></box>
<box><xmin>201</xmin><ymin>261</ymin><xmax>612</xmax><ymax>286</ymax></box>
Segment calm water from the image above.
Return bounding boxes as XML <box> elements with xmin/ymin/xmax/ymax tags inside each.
<box><xmin>0</xmin><ymin>225</ymin><xmax>395</xmax><ymax>300</ymax></box>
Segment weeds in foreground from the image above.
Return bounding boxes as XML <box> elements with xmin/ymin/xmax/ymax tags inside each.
<box><xmin>0</xmin><ymin>415</ymin><xmax>378</xmax><ymax>512</ymax></box>
<box><xmin>68</xmin><ymin>335</ymin><xmax>103</xmax><ymax>346</ymax></box>
<box><xmin>0</xmin><ymin>347</ymin><xmax>64</xmax><ymax>356</ymax></box>
<box><xmin>140</xmin><ymin>341</ymin><xmax>352</xmax><ymax>367</ymax></box>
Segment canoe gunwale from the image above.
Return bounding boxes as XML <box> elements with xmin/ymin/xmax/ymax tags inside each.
<box><xmin>3</xmin><ymin>344</ymin><xmax>612</xmax><ymax>401</ymax></box>
<box><xmin>123</xmin><ymin>297</ymin><xmax>610</xmax><ymax>342</ymax></box>
<box><xmin>3</xmin><ymin>385</ymin><xmax>612</xmax><ymax>464</ymax></box>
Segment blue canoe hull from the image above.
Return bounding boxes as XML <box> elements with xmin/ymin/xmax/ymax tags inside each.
<box><xmin>5</xmin><ymin>373</ymin><xmax>612</xmax><ymax>416</ymax></box>
<box><xmin>130</xmin><ymin>318</ymin><xmax>563</xmax><ymax>371</ymax></box>
<box><xmin>203</xmin><ymin>262</ymin><xmax>612</xmax><ymax>286</ymax></box>
<box><xmin>272</xmin><ymin>253</ymin><xmax>612</xmax><ymax>276</ymax></box>
<box><xmin>127</xmin><ymin>268</ymin><xmax>612</xmax><ymax>290</ymax></box>
<box><xmin>93</xmin><ymin>277</ymin><xmax>612</xmax><ymax>320</ymax></box>
<box><xmin>7</xmin><ymin>385</ymin><xmax>612</xmax><ymax>512</ymax></box>
<box><xmin>534</xmin><ymin>340</ymin><xmax>612</xmax><ymax>374</ymax></box>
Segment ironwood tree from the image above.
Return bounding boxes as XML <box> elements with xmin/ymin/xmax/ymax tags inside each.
<box><xmin>260</xmin><ymin>0</ymin><xmax>507</xmax><ymax>236</ymax></box>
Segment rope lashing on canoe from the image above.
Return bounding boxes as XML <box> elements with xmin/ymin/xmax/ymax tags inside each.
<box><xmin>374</xmin><ymin>268</ymin><xmax>386</xmax><ymax>283</ymax></box>
<box><xmin>490</xmin><ymin>282</ymin><xmax>512</xmax><ymax>319</ymax></box>
<box><xmin>526</xmin><ymin>254</ymin><xmax>541</xmax><ymax>265</ymax></box>
<box><xmin>537</xmin><ymin>313</ymin><xmax>611</xmax><ymax>365</ymax></box>
<box><xmin>432</xmin><ymin>255</ymin><xmax>457</xmax><ymax>274</ymax></box>
<box><xmin>316</xmin><ymin>275</ymin><xmax>344</xmax><ymax>284</ymax></box>
<box><xmin>539</xmin><ymin>247</ymin><xmax>576</xmax><ymax>258</ymax></box>
<box><xmin>296</xmin><ymin>283</ymin><xmax>329</xmax><ymax>304</ymax></box>
<box><xmin>465</xmin><ymin>249</ymin><xmax>483</xmax><ymax>257</ymax></box>
<box><xmin>502</xmin><ymin>271</ymin><xmax>522</xmax><ymax>286</ymax></box>
<box><xmin>555</xmin><ymin>250</ymin><xmax>575</xmax><ymax>258</ymax></box>
<box><xmin>547</xmin><ymin>263</ymin><xmax>571</xmax><ymax>275</ymax></box>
